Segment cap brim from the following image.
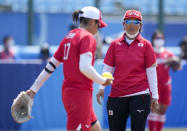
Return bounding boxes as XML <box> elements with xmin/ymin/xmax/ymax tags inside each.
<box><xmin>98</xmin><ymin>19</ymin><xmax>107</xmax><ymax>28</ymax></box>
<box><xmin>124</xmin><ymin>16</ymin><xmax>142</xmax><ymax>21</ymax></box>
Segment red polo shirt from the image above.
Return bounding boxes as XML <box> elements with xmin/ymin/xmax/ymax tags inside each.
<box><xmin>104</xmin><ymin>33</ymin><xmax>156</xmax><ymax>97</ymax></box>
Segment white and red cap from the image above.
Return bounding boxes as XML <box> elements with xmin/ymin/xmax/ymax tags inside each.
<box><xmin>123</xmin><ymin>10</ymin><xmax>142</xmax><ymax>21</ymax></box>
<box><xmin>79</xmin><ymin>6</ymin><xmax>107</xmax><ymax>28</ymax></box>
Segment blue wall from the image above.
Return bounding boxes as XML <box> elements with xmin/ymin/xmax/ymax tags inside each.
<box><xmin>0</xmin><ymin>61</ymin><xmax>187</xmax><ymax>130</ymax></box>
<box><xmin>0</xmin><ymin>13</ymin><xmax>187</xmax><ymax>46</ymax></box>
<box><xmin>0</xmin><ymin>13</ymin><xmax>72</xmax><ymax>45</ymax></box>
<box><xmin>0</xmin><ymin>61</ymin><xmax>103</xmax><ymax>130</ymax></box>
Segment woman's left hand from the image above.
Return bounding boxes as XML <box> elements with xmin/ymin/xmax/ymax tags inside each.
<box><xmin>150</xmin><ymin>98</ymin><xmax>159</xmax><ymax>113</ymax></box>
<box><xmin>96</xmin><ymin>89</ymin><xmax>105</xmax><ymax>105</ymax></box>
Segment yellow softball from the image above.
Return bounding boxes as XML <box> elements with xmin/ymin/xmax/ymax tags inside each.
<box><xmin>102</xmin><ymin>72</ymin><xmax>113</xmax><ymax>78</ymax></box>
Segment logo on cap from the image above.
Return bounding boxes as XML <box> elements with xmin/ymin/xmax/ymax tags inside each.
<box><xmin>124</xmin><ymin>10</ymin><xmax>142</xmax><ymax>21</ymax></box>
<box><xmin>128</xmin><ymin>11</ymin><xmax>139</xmax><ymax>17</ymax></box>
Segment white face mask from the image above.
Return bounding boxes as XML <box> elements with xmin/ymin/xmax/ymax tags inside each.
<box><xmin>7</xmin><ymin>39</ymin><xmax>15</xmax><ymax>47</ymax></box>
<box><xmin>154</xmin><ymin>39</ymin><xmax>165</xmax><ymax>48</ymax></box>
<box><xmin>125</xmin><ymin>29</ymin><xmax>139</xmax><ymax>39</ymax></box>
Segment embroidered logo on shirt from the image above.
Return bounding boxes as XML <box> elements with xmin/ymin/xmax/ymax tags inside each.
<box><xmin>138</xmin><ymin>43</ymin><xmax>144</xmax><ymax>47</ymax></box>
<box><xmin>117</xmin><ymin>42</ymin><xmax>122</xmax><ymax>45</ymax></box>
<box><xmin>108</xmin><ymin>110</ymin><xmax>113</xmax><ymax>115</ymax></box>
<box><xmin>137</xmin><ymin>109</ymin><xmax>144</xmax><ymax>113</ymax></box>
<box><xmin>66</xmin><ymin>33</ymin><xmax>76</xmax><ymax>39</ymax></box>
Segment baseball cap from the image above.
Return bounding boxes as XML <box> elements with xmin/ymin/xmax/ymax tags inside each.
<box><xmin>79</xmin><ymin>6</ymin><xmax>107</xmax><ymax>28</ymax></box>
<box><xmin>123</xmin><ymin>10</ymin><xmax>142</xmax><ymax>21</ymax></box>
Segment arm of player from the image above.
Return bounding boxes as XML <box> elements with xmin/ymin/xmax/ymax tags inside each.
<box><xmin>146</xmin><ymin>63</ymin><xmax>159</xmax><ymax>112</ymax></box>
<box><xmin>79</xmin><ymin>52</ymin><xmax>112</xmax><ymax>85</ymax></box>
<box><xmin>146</xmin><ymin>64</ymin><xmax>159</xmax><ymax>99</ymax></box>
<box><xmin>28</xmin><ymin>57</ymin><xmax>61</xmax><ymax>96</ymax></box>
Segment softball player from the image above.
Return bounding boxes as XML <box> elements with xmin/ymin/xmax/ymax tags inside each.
<box><xmin>147</xmin><ymin>30</ymin><xmax>181</xmax><ymax>131</ymax></box>
<box><xmin>26</xmin><ymin>6</ymin><xmax>113</xmax><ymax>131</ymax></box>
<box><xmin>97</xmin><ymin>10</ymin><xmax>159</xmax><ymax>131</ymax></box>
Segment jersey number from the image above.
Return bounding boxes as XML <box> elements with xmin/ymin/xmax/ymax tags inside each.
<box><xmin>63</xmin><ymin>43</ymin><xmax>71</xmax><ymax>60</ymax></box>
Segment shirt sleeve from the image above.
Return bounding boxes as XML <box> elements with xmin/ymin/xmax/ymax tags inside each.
<box><xmin>146</xmin><ymin>66</ymin><xmax>159</xmax><ymax>99</ymax></box>
<box><xmin>104</xmin><ymin>42</ymin><xmax>115</xmax><ymax>67</ymax></box>
<box><xmin>145</xmin><ymin>41</ymin><xmax>156</xmax><ymax>68</ymax></box>
<box><xmin>79</xmin><ymin>52</ymin><xmax>106</xmax><ymax>85</ymax></box>
<box><xmin>168</xmin><ymin>51</ymin><xmax>174</xmax><ymax>58</ymax></box>
<box><xmin>79</xmin><ymin>35</ymin><xmax>96</xmax><ymax>55</ymax></box>
<box><xmin>53</xmin><ymin>40</ymin><xmax>64</xmax><ymax>62</ymax></box>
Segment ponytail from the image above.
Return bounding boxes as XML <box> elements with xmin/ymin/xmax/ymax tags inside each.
<box><xmin>72</xmin><ymin>10</ymin><xmax>83</xmax><ymax>25</ymax></box>
<box><xmin>72</xmin><ymin>10</ymin><xmax>91</xmax><ymax>27</ymax></box>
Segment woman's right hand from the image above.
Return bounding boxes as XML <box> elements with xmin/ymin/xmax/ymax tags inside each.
<box><xmin>102</xmin><ymin>78</ymin><xmax>113</xmax><ymax>86</ymax></box>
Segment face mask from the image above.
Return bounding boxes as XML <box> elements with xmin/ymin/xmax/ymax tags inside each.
<box><xmin>7</xmin><ymin>39</ymin><xmax>15</xmax><ymax>47</ymax></box>
<box><xmin>154</xmin><ymin>39</ymin><xmax>165</xmax><ymax>48</ymax></box>
<box><xmin>125</xmin><ymin>30</ymin><xmax>139</xmax><ymax>39</ymax></box>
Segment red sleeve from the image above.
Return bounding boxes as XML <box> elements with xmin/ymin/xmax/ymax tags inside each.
<box><xmin>145</xmin><ymin>41</ymin><xmax>156</xmax><ymax>68</ymax></box>
<box><xmin>79</xmin><ymin>35</ymin><xmax>96</xmax><ymax>55</ymax></box>
<box><xmin>53</xmin><ymin>40</ymin><xmax>64</xmax><ymax>62</ymax></box>
<box><xmin>168</xmin><ymin>50</ymin><xmax>174</xmax><ymax>58</ymax></box>
<box><xmin>104</xmin><ymin>42</ymin><xmax>115</xmax><ymax>67</ymax></box>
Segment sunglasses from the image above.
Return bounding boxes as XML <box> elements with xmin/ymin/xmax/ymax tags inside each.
<box><xmin>155</xmin><ymin>37</ymin><xmax>164</xmax><ymax>40</ymax></box>
<box><xmin>124</xmin><ymin>20</ymin><xmax>141</xmax><ymax>25</ymax></box>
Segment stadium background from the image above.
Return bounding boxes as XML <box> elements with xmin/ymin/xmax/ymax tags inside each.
<box><xmin>0</xmin><ymin>0</ymin><xmax>187</xmax><ymax>130</ymax></box>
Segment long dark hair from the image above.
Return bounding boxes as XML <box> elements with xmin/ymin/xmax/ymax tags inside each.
<box><xmin>72</xmin><ymin>10</ymin><xmax>92</xmax><ymax>27</ymax></box>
